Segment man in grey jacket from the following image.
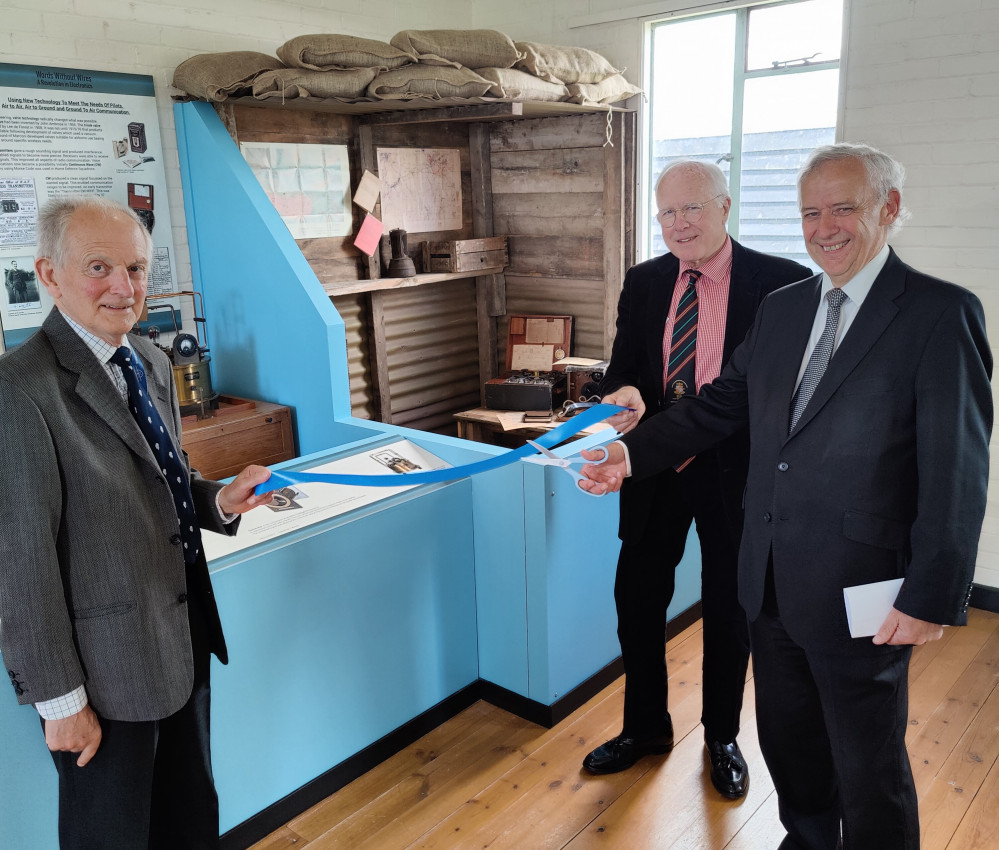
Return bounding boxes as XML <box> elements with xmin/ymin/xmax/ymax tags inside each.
<box><xmin>0</xmin><ymin>197</ymin><xmax>274</xmax><ymax>848</ymax></box>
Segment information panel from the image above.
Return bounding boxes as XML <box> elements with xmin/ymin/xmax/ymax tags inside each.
<box><xmin>0</xmin><ymin>63</ymin><xmax>177</xmax><ymax>348</ymax></box>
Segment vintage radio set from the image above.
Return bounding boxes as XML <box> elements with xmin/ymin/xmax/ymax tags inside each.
<box><xmin>484</xmin><ymin>314</ymin><xmax>572</xmax><ymax>412</ymax></box>
<box><xmin>556</xmin><ymin>358</ymin><xmax>608</xmax><ymax>403</ymax></box>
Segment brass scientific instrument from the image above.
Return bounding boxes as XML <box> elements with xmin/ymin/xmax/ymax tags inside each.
<box><xmin>141</xmin><ymin>290</ymin><xmax>219</xmax><ymax>418</ymax></box>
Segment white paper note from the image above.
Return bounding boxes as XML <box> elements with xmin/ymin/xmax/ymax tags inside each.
<box><xmin>843</xmin><ymin>578</ymin><xmax>904</xmax><ymax>638</ymax></box>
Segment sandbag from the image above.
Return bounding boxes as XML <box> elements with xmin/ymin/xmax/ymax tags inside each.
<box><xmin>514</xmin><ymin>42</ymin><xmax>621</xmax><ymax>85</ymax></box>
<box><xmin>252</xmin><ymin>67</ymin><xmax>378</xmax><ymax>100</ymax></box>
<box><xmin>475</xmin><ymin>67</ymin><xmax>569</xmax><ymax>102</ymax></box>
<box><xmin>277</xmin><ymin>34</ymin><xmax>416</xmax><ymax>71</ymax></box>
<box><xmin>367</xmin><ymin>65</ymin><xmax>494</xmax><ymax>100</ymax></box>
<box><xmin>390</xmin><ymin>29</ymin><xmax>522</xmax><ymax>70</ymax></box>
<box><xmin>565</xmin><ymin>74</ymin><xmax>643</xmax><ymax>105</ymax></box>
<box><xmin>172</xmin><ymin>51</ymin><xmax>284</xmax><ymax>101</ymax></box>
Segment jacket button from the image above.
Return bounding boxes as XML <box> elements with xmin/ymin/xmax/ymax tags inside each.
<box><xmin>169</xmin><ymin>533</ymin><xmax>182</xmax><ymax>545</ymax></box>
<box><xmin>763</xmin><ymin>512</ymin><xmax>772</xmax><ymax>522</ymax></box>
<box><xmin>178</xmin><ymin>593</ymin><xmax>188</xmax><ymax>603</ymax></box>
<box><xmin>777</xmin><ymin>462</ymin><xmax>789</xmax><ymax>471</ymax></box>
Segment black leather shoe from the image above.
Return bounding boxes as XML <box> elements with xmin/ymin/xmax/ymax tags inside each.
<box><xmin>582</xmin><ymin>729</ymin><xmax>674</xmax><ymax>774</ymax></box>
<box><xmin>706</xmin><ymin>739</ymin><xmax>749</xmax><ymax>798</ymax></box>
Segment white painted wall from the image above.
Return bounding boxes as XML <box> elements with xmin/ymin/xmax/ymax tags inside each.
<box><xmin>4</xmin><ymin>0</ymin><xmax>998</xmax><ymax>586</ymax></box>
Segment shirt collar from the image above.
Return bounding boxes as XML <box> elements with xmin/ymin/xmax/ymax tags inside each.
<box><xmin>679</xmin><ymin>235</ymin><xmax>733</xmax><ymax>284</ymax></box>
<box><xmin>820</xmin><ymin>244</ymin><xmax>890</xmax><ymax>304</ymax></box>
<box><xmin>60</xmin><ymin>312</ymin><xmax>131</xmax><ymax>366</ymax></box>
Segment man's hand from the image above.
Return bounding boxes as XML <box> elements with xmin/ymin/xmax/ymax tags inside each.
<box><xmin>218</xmin><ymin>464</ymin><xmax>275</xmax><ymax>515</ymax></box>
<box><xmin>578</xmin><ymin>442</ymin><xmax>628</xmax><ymax>495</ymax></box>
<box><xmin>602</xmin><ymin>386</ymin><xmax>645</xmax><ymax>434</ymax></box>
<box><xmin>872</xmin><ymin>607</ymin><xmax>945</xmax><ymax>646</ymax></box>
<box><xmin>44</xmin><ymin>705</ymin><xmax>102</xmax><ymax>767</ymax></box>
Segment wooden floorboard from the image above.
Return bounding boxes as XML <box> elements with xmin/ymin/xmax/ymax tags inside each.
<box><xmin>250</xmin><ymin>609</ymin><xmax>999</xmax><ymax>850</ymax></box>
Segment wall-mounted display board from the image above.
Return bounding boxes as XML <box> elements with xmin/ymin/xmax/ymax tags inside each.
<box><xmin>0</xmin><ymin>63</ymin><xmax>178</xmax><ymax>348</ymax></box>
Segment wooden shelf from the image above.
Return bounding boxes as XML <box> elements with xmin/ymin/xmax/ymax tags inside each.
<box><xmin>217</xmin><ymin>97</ymin><xmax>632</xmax><ymax>125</ymax></box>
<box><xmin>322</xmin><ymin>267</ymin><xmax>504</xmax><ymax>297</ymax></box>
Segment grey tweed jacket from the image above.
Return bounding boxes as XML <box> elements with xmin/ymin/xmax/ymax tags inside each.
<box><xmin>0</xmin><ymin>309</ymin><xmax>236</xmax><ymax>722</ymax></box>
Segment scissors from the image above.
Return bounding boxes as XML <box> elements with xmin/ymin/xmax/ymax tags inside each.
<box><xmin>526</xmin><ymin>439</ymin><xmax>611</xmax><ymax>497</ymax></box>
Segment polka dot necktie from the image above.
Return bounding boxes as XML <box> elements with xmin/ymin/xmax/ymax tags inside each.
<box><xmin>110</xmin><ymin>346</ymin><xmax>202</xmax><ymax>564</ymax></box>
<box><xmin>789</xmin><ymin>287</ymin><xmax>849</xmax><ymax>433</ymax></box>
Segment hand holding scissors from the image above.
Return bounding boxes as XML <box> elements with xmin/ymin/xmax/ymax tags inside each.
<box><xmin>526</xmin><ymin>439</ymin><xmax>612</xmax><ymax>497</ymax></box>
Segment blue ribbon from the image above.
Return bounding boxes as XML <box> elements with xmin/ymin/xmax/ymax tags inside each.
<box><xmin>254</xmin><ymin>403</ymin><xmax>626</xmax><ymax>495</ymax></box>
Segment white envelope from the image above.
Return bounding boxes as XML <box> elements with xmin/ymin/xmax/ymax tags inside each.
<box><xmin>843</xmin><ymin>578</ymin><xmax>904</xmax><ymax>638</ymax></box>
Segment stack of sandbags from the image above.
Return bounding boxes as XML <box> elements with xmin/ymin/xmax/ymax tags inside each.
<box><xmin>170</xmin><ymin>31</ymin><xmax>641</xmax><ymax>106</ymax></box>
<box><xmin>254</xmin><ymin>34</ymin><xmax>415</xmax><ymax>100</ymax></box>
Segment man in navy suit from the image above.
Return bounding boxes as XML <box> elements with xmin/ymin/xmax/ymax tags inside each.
<box><xmin>580</xmin><ymin>144</ymin><xmax>992</xmax><ymax>849</ymax></box>
<box><xmin>582</xmin><ymin>160</ymin><xmax>810</xmax><ymax>799</ymax></box>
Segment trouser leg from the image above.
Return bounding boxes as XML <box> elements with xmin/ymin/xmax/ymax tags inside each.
<box><xmin>615</xmin><ymin>476</ymin><xmax>691</xmax><ymax>737</ymax></box>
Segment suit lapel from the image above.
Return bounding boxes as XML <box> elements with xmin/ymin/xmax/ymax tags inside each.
<box><xmin>645</xmin><ymin>254</ymin><xmax>679</xmax><ymax>393</ymax></box>
<box><xmin>723</xmin><ymin>241</ymin><xmax>763</xmax><ymax>361</ymax></box>
<box><xmin>788</xmin><ymin>252</ymin><xmax>904</xmax><ymax>437</ymax></box>
<box><xmin>43</xmin><ymin>310</ymin><xmax>160</xmax><ymax>466</ymax></box>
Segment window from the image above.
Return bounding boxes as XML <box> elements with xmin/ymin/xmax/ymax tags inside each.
<box><xmin>643</xmin><ymin>0</ymin><xmax>844</xmax><ymax>265</ymax></box>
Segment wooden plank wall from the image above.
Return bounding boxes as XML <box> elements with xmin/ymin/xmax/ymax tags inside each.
<box><xmin>362</xmin><ymin>121</ymin><xmax>480</xmax><ymax>433</ymax></box>
<box><xmin>215</xmin><ymin>105</ymin><xmax>634</xmax><ymax>436</ymax></box>
<box><xmin>492</xmin><ymin>111</ymin><xmax>634</xmax><ymax>362</ymax></box>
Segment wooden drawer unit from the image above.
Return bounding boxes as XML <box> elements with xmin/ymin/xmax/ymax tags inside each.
<box><xmin>181</xmin><ymin>395</ymin><xmax>294</xmax><ymax>481</ymax></box>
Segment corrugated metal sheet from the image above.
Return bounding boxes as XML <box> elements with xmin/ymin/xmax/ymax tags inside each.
<box><xmin>502</xmin><ymin>277</ymin><xmax>608</xmax><ymax>361</ymax></box>
<box><xmin>380</xmin><ymin>279</ymin><xmax>480</xmax><ymax>434</ymax></box>
<box><xmin>330</xmin><ymin>293</ymin><xmax>375</xmax><ymax>421</ymax></box>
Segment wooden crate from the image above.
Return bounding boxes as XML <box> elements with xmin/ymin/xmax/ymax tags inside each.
<box><xmin>180</xmin><ymin>395</ymin><xmax>294</xmax><ymax>481</ymax></box>
<box><xmin>421</xmin><ymin>236</ymin><xmax>508</xmax><ymax>274</ymax></box>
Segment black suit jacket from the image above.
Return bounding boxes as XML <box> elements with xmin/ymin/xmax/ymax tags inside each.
<box><xmin>624</xmin><ymin>249</ymin><xmax>993</xmax><ymax>651</ymax></box>
<box><xmin>601</xmin><ymin>239</ymin><xmax>811</xmax><ymax>541</ymax></box>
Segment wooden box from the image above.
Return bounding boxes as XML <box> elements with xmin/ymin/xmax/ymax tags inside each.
<box><xmin>422</xmin><ymin>236</ymin><xmax>508</xmax><ymax>274</ymax></box>
<box><xmin>180</xmin><ymin>395</ymin><xmax>294</xmax><ymax>481</ymax></box>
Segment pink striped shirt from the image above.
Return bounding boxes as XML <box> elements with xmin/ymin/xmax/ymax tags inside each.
<box><xmin>661</xmin><ymin>236</ymin><xmax>734</xmax><ymax>393</ymax></box>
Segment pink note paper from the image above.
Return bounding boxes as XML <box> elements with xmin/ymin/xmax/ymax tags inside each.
<box><xmin>353</xmin><ymin>213</ymin><xmax>382</xmax><ymax>257</ymax></box>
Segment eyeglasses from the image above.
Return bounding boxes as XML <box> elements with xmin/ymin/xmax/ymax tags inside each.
<box><xmin>656</xmin><ymin>194</ymin><xmax>725</xmax><ymax>228</ymax></box>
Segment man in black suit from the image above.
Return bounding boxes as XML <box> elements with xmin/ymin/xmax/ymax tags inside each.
<box><xmin>580</xmin><ymin>144</ymin><xmax>992</xmax><ymax>849</ymax></box>
<box><xmin>582</xmin><ymin>160</ymin><xmax>811</xmax><ymax>799</ymax></box>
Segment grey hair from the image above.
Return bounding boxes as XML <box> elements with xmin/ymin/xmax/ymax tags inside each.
<box><xmin>655</xmin><ymin>159</ymin><xmax>730</xmax><ymax>203</ymax></box>
<box><xmin>798</xmin><ymin>142</ymin><xmax>911</xmax><ymax>233</ymax></box>
<box><xmin>36</xmin><ymin>196</ymin><xmax>153</xmax><ymax>269</ymax></box>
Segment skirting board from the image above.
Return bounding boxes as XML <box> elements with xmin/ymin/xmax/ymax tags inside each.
<box><xmin>221</xmin><ymin>603</ymin><xmax>703</xmax><ymax>848</ymax></box>
<box><xmin>971</xmin><ymin>584</ymin><xmax>999</xmax><ymax>614</ymax></box>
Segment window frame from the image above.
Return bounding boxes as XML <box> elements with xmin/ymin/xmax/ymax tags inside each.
<box><xmin>639</xmin><ymin>0</ymin><xmax>844</xmax><ymax>261</ymax></box>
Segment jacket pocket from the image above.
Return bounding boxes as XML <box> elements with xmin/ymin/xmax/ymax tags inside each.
<box><xmin>842</xmin><ymin>510</ymin><xmax>909</xmax><ymax>551</ymax></box>
<box><xmin>71</xmin><ymin>602</ymin><xmax>137</xmax><ymax>620</ymax></box>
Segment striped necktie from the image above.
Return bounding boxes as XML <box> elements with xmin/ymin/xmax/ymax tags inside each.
<box><xmin>789</xmin><ymin>287</ymin><xmax>848</xmax><ymax>433</ymax></box>
<box><xmin>663</xmin><ymin>269</ymin><xmax>702</xmax><ymax>403</ymax></box>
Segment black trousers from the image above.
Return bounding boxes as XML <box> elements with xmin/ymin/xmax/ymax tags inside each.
<box><xmin>47</xmin><ymin>591</ymin><xmax>219</xmax><ymax>850</ymax></box>
<box><xmin>614</xmin><ymin>462</ymin><xmax>750</xmax><ymax>742</ymax></box>
<box><xmin>750</xmin><ymin>605</ymin><xmax>918</xmax><ymax>850</ymax></box>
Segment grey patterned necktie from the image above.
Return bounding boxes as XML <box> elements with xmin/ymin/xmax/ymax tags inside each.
<box><xmin>789</xmin><ymin>287</ymin><xmax>848</xmax><ymax>432</ymax></box>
